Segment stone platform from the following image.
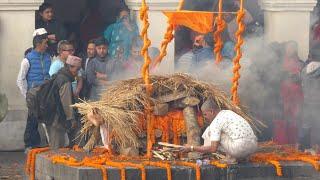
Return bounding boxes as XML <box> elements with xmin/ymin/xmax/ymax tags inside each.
<box><xmin>33</xmin><ymin>151</ymin><xmax>320</xmax><ymax>180</ymax></box>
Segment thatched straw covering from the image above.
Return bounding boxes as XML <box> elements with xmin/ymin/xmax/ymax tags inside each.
<box><xmin>74</xmin><ymin>73</ymin><xmax>263</xmax><ymax>151</ymax></box>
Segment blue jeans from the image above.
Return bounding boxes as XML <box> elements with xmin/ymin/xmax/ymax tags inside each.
<box><xmin>24</xmin><ymin>114</ymin><xmax>41</xmax><ymax>148</ymax></box>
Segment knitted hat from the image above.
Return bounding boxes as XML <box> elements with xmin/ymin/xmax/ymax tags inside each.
<box><xmin>66</xmin><ymin>55</ymin><xmax>82</xmax><ymax>68</ymax></box>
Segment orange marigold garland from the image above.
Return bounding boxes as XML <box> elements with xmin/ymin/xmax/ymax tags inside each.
<box><xmin>143</xmin><ymin>161</ymin><xmax>172</xmax><ymax>180</ymax></box>
<box><xmin>231</xmin><ymin>0</ymin><xmax>245</xmax><ymax>105</ymax></box>
<box><xmin>105</xmin><ymin>161</ymin><xmax>126</xmax><ymax>180</ymax></box>
<box><xmin>214</xmin><ymin>0</ymin><xmax>226</xmax><ymax>64</ymax></box>
<box><xmin>153</xmin><ymin>0</ymin><xmax>183</xmax><ymax>67</ymax></box>
<box><xmin>122</xmin><ymin>162</ymin><xmax>146</xmax><ymax>180</ymax></box>
<box><xmin>267</xmin><ymin>160</ymin><xmax>282</xmax><ymax>176</ymax></box>
<box><xmin>25</xmin><ymin>147</ymin><xmax>50</xmax><ymax>180</ymax></box>
<box><xmin>140</xmin><ymin>0</ymin><xmax>153</xmax><ymax>159</ymax></box>
<box><xmin>175</xmin><ymin>161</ymin><xmax>201</xmax><ymax>180</ymax></box>
<box><xmin>211</xmin><ymin>160</ymin><xmax>228</xmax><ymax>169</ymax></box>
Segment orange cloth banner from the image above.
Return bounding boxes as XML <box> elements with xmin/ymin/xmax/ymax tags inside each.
<box><xmin>163</xmin><ymin>10</ymin><xmax>215</xmax><ymax>34</ymax></box>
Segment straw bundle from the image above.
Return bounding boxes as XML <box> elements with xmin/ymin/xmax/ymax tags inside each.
<box><xmin>73</xmin><ymin>73</ymin><xmax>263</xmax><ymax>151</ymax></box>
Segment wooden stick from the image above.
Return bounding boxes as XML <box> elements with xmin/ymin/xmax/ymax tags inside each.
<box><xmin>158</xmin><ymin>142</ymin><xmax>183</xmax><ymax>148</ymax></box>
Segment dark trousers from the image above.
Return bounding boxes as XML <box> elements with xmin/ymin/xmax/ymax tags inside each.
<box><xmin>24</xmin><ymin>114</ymin><xmax>41</xmax><ymax>148</ymax></box>
<box><xmin>299</xmin><ymin>104</ymin><xmax>320</xmax><ymax>150</ymax></box>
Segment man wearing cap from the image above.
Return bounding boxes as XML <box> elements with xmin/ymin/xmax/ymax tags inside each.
<box><xmin>86</xmin><ymin>37</ymin><xmax>114</xmax><ymax>100</ymax></box>
<box><xmin>299</xmin><ymin>46</ymin><xmax>320</xmax><ymax>153</ymax></box>
<box><xmin>49</xmin><ymin>55</ymin><xmax>82</xmax><ymax>149</ymax></box>
<box><xmin>17</xmin><ymin>28</ymin><xmax>51</xmax><ymax>152</ymax></box>
<box><xmin>180</xmin><ymin>99</ymin><xmax>257</xmax><ymax>164</ymax></box>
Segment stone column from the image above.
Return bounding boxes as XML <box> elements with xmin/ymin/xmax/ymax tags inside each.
<box><xmin>260</xmin><ymin>0</ymin><xmax>317</xmax><ymax>60</ymax></box>
<box><xmin>125</xmin><ymin>0</ymin><xmax>180</xmax><ymax>73</ymax></box>
<box><xmin>0</xmin><ymin>0</ymin><xmax>43</xmax><ymax>150</ymax></box>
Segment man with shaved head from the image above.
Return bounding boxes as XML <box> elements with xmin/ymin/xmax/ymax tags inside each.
<box><xmin>180</xmin><ymin>98</ymin><xmax>257</xmax><ymax>164</ymax></box>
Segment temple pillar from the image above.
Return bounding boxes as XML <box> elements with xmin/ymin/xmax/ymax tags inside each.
<box><xmin>125</xmin><ymin>0</ymin><xmax>179</xmax><ymax>73</ymax></box>
<box><xmin>260</xmin><ymin>0</ymin><xmax>317</xmax><ymax>60</ymax></box>
<box><xmin>0</xmin><ymin>0</ymin><xmax>43</xmax><ymax>150</ymax></box>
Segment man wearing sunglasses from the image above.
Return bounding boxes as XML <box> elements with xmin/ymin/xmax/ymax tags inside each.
<box><xmin>49</xmin><ymin>40</ymin><xmax>83</xmax><ymax>98</ymax></box>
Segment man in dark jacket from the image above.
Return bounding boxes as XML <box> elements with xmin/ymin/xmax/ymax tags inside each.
<box><xmin>299</xmin><ymin>49</ymin><xmax>320</xmax><ymax>152</ymax></box>
<box><xmin>49</xmin><ymin>55</ymin><xmax>82</xmax><ymax>149</ymax></box>
<box><xmin>36</xmin><ymin>2</ymin><xmax>67</xmax><ymax>56</ymax></box>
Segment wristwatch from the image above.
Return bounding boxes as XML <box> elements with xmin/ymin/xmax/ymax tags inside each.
<box><xmin>191</xmin><ymin>146</ymin><xmax>194</xmax><ymax>152</ymax></box>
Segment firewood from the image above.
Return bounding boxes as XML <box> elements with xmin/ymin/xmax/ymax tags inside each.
<box><xmin>153</xmin><ymin>103</ymin><xmax>169</xmax><ymax>115</ymax></box>
<box><xmin>158</xmin><ymin>142</ymin><xmax>183</xmax><ymax>148</ymax></box>
<box><xmin>156</xmin><ymin>91</ymin><xmax>188</xmax><ymax>103</ymax></box>
<box><xmin>153</xmin><ymin>151</ymin><xmax>166</xmax><ymax>160</ymax></box>
<box><xmin>183</xmin><ymin>106</ymin><xmax>201</xmax><ymax>159</ymax></box>
<box><xmin>182</xmin><ymin>96</ymin><xmax>200</xmax><ymax>106</ymax></box>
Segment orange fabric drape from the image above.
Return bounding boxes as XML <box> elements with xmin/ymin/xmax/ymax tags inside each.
<box><xmin>163</xmin><ymin>11</ymin><xmax>215</xmax><ymax>34</ymax></box>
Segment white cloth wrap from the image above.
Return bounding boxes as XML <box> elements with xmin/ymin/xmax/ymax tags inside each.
<box><xmin>219</xmin><ymin>134</ymin><xmax>257</xmax><ymax>159</ymax></box>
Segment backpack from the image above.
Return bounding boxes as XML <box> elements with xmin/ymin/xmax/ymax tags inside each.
<box><xmin>26</xmin><ymin>75</ymin><xmax>59</xmax><ymax>125</ymax></box>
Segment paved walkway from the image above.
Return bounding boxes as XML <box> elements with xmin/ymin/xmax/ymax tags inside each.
<box><xmin>0</xmin><ymin>152</ymin><xmax>25</xmax><ymax>180</ymax></box>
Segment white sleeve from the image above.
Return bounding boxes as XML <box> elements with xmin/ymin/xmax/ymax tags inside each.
<box><xmin>208</xmin><ymin>111</ymin><xmax>226</xmax><ymax>141</ymax></box>
<box><xmin>16</xmin><ymin>58</ymin><xmax>30</xmax><ymax>98</ymax></box>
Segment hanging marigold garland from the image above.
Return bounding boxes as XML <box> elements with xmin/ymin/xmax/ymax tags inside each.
<box><xmin>231</xmin><ymin>0</ymin><xmax>245</xmax><ymax>105</ymax></box>
<box><xmin>214</xmin><ymin>0</ymin><xmax>226</xmax><ymax>64</ymax></box>
<box><xmin>140</xmin><ymin>0</ymin><xmax>153</xmax><ymax>159</ymax></box>
<box><xmin>105</xmin><ymin>161</ymin><xmax>126</xmax><ymax>180</ymax></box>
<box><xmin>25</xmin><ymin>147</ymin><xmax>50</xmax><ymax>180</ymax></box>
<box><xmin>143</xmin><ymin>161</ymin><xmax>172</xmax><ymax>180</ymax></box>
<box><xmin>175</xmin><ymin>161</ymin><xmax>201</xmax><ymax>180</ymax></box>
<box><xmin>122</xmin><ymin>162</ymin><xmax>146</xmax><ymax>180</ymax></box>
<box><xmin>153</xmin><ymin>0</ymin><xmax>184</xmax><ymax>67</ymax></box>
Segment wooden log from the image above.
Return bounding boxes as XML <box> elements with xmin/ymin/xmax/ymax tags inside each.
<box><xmin>153</xmin><ymin>103</ymin><xmax>169</xmax><ymax>115</ymax></box>
<box><xmin>182</xmin><ymin>96</ymin><xmax>200</xmax><ymax>106</ymax></box>
<box><xmin>155</xmin><ymin>91</ymin><xmax>188</xmax><ymax>103</ymax></box>
<box><xmin>183</xmin><ymin>106</ymin><xmax>201</xmax><ymax>159</ymax></box>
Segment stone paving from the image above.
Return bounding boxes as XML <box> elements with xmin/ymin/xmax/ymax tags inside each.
<box><xmin>0</xmin><ymin>152</ymin><xmax>24</xmax><ymax>180</ymax></box>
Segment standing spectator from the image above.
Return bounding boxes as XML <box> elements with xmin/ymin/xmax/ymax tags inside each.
<box><xmin>49</xmin><ymin>56</ymin><xmax>82</xmax><ymax>149</ymax></box>
<box><xmin>86</xmin><ymin>38</ymin><xmax>114</xmax><ymax>100</ymax></box>
<box><xmin>49</xmin><ymin>40</ymin><xmax>83</xmax><ymax>99</ymax></box>
<box><xmin>17</xmin><ymin>28</ymin><xmax>51</xmax><ymax>152</ymax></box>
<box><xmin>300</xmin><ymin>46</ymin><xmax>320</xmax><ymax>152</ymax></box>
<box><xmin>36</xmin><ymin>2</ymin><xmax>67</xmax><ymax>56</ymax></box>
<box><xmin>80</xmin><ymin>40</ymin><xmax>96</xmax><ymax>99</ymax></box>
<box><xmin>103</xmin><ymin>7</ymin><xmax>139</xmax><ymax>59</ymax></box>
<box><xmin>280</xmin><ymin>41</ymin><xmax>304</xmax><ymax>145</ymax></box>
<box><xmin>177</xmin><ymin>33</ymin><xmax>214</xmax><ymax>72</ymax></box>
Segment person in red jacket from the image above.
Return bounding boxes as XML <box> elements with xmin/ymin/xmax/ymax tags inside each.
<box><xmin>280</xmin><ymin>41</ymin><xmax>304</xmax><ymax>145</ymax></box>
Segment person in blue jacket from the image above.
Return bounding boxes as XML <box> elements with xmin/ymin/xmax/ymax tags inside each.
<box><xmin>17</xmin><ymin>28</ymin><xmax>51</xmax><ymax>152</ymax></box>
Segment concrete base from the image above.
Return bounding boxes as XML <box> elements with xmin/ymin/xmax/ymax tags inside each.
<box><xmin>0</xmin><ymin>110</ymin><xmax>27</xmax><ymax>150</ymax></box>
<box><xmin>32</xmin><ymin>150</ymin><xmax>320</xmax><ymax>180</ymax></box>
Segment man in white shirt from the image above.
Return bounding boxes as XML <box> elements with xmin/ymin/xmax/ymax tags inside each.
<box><xmin>180</xmin><ymin>99</ymin><xmax>257</xmax><ymax>164</ymax></box>
<box><xmin>17</xmin><ymin>28</ymin><xmax>51</xmax><ymax>152</ymax></box>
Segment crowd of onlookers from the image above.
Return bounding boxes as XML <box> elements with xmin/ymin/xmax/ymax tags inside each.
<box><xmin>16</xmin><ymin>2</ymin><xmax>161</xmax><ymax>151</ymax></box>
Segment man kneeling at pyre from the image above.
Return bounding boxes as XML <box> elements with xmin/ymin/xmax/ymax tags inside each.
<box><xmin>180</xmin><ymin>99</ymin><xmax>258</xmax><ymax>164</ymax></box>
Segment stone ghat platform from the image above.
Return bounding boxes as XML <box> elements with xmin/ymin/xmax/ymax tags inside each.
<box><xmin>33</xmin><ymin>150</ymin><xmax>320</xmax><ymax>180</ymax></box>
